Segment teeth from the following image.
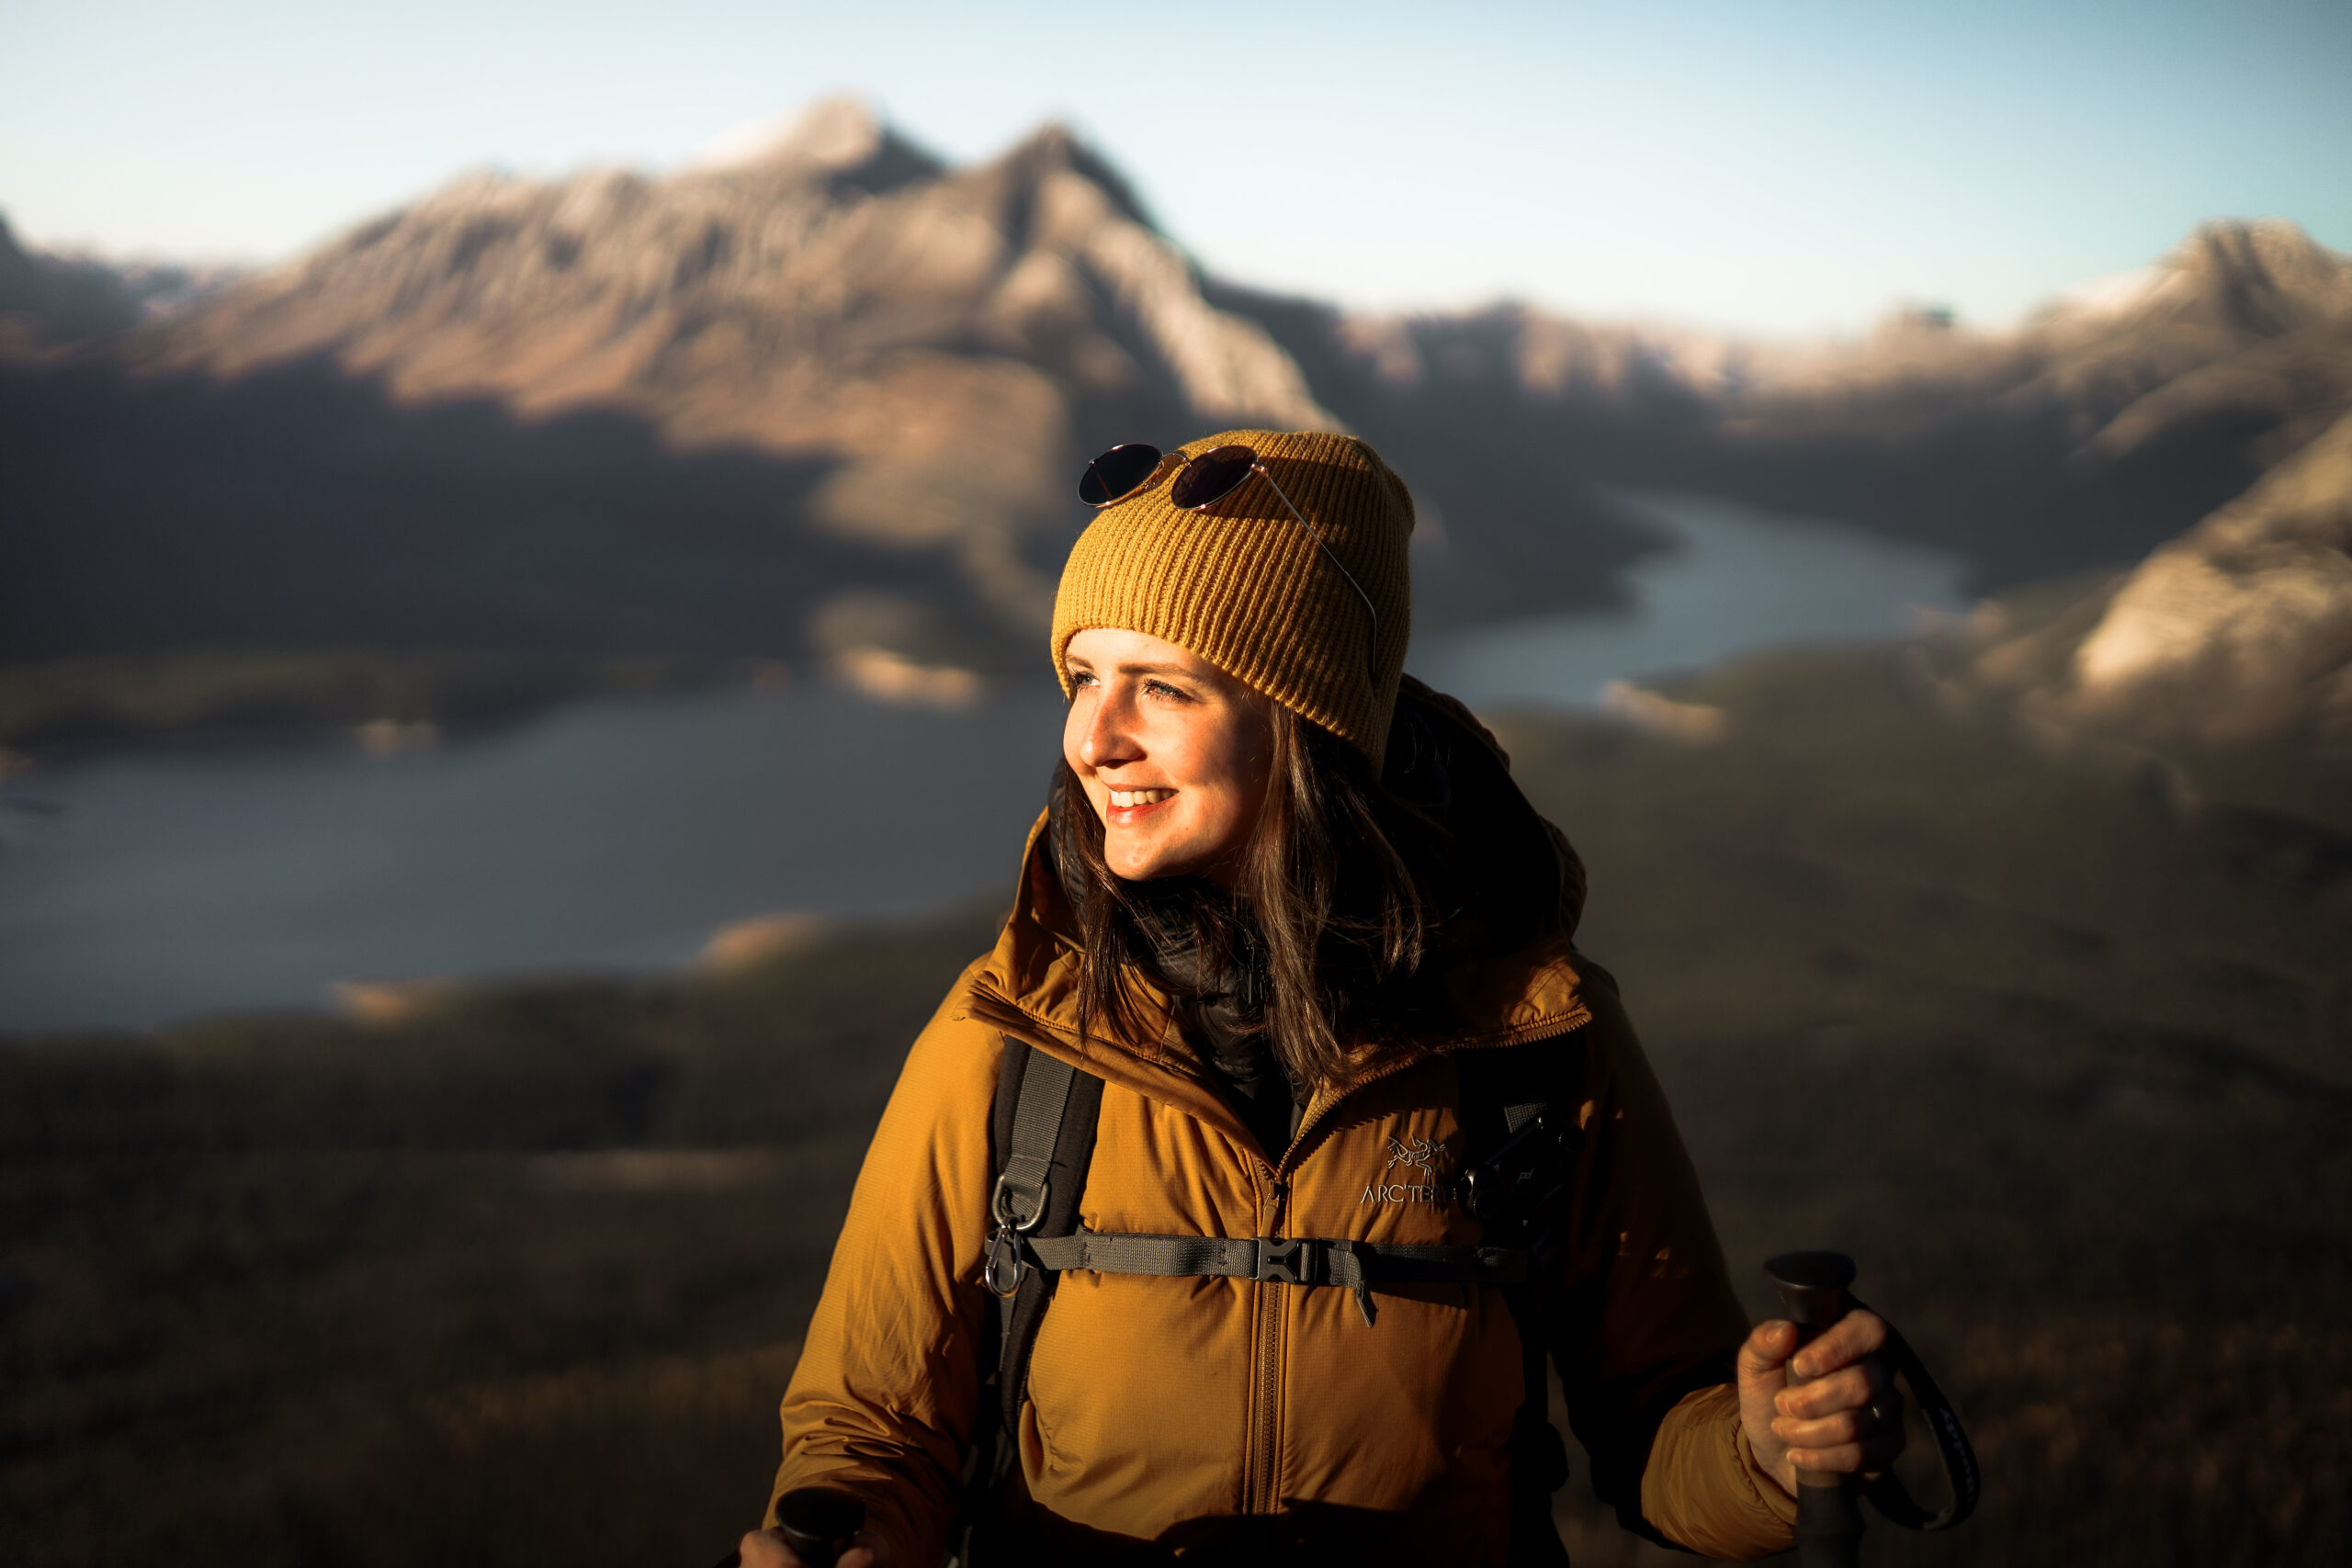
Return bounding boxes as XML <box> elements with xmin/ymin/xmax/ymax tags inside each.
<box><xmin>1111</xmin><ymin>788</ymin><xmax>1173</xmax><ymax>808</ymax></box>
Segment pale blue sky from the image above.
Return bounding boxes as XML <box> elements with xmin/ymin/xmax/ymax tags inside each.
<box><xmin>2</xmin><ymin>0</ymin><xmax>2345</xmax><ymax>334</ymax></box>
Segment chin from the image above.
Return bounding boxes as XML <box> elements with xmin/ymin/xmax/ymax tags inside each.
<box><xmin>1108</xmin><ymin>851</ymin><xmax>1179</xmax><ymax>881</ymax></box>
<box><xmin>1105</xmin><ymin>838</ymin><xmax>1203</xmax><ymax>883</ymax></box>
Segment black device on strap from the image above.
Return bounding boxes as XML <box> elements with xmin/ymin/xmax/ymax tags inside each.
<box><xmin>957</xmin><ymin>1033</ymin><xmax>1584</xmax><ymax>1566</ymax></box>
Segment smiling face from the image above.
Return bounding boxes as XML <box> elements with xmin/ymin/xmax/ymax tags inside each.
<box><xmin>1062</xmin><ymin>626</ymin><xmax>1275</xmax><ymax>884</ymax></box>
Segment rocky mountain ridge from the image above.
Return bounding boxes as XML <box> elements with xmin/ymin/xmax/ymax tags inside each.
<box><xmin>131</xmin><ymin>99</ymin><xmax>1332</xmax><ymax>638</ymax></box>
<box><xmin>6</xmin><ymin>98</ymin><xmax>2349</xmax><ymax>759</ymax></box>
<box><xmin>1240</xmin><ymin>216</ymin><xmax>2352</xmax><ymax>583</ymax></box>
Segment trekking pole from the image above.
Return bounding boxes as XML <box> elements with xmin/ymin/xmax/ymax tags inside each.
<box><xmin>709</xmin><ymin>1486</ymin><xmax>866</xmax><ymax>1568</ymax></box>
<box><xmin>1765</xmin><ymin>1249</ymin><xmax>1982</xmax><ymax>1565</ymax></box>
<box><xmin>1768</xmin><ymin>1250</ymin><xmax>1867</xmax><ymax>1568</ymax></box>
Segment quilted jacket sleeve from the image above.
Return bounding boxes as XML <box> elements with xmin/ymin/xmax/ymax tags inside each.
<box><xmin>1548</xmin><ymin>956</ymin><xmax>1799</xmax><ymax>1559</ymax></box>
<box><xmin>766</xmin><ymin>976</ymin><xmax>1003</xmax><ymax>1567</ymax></box>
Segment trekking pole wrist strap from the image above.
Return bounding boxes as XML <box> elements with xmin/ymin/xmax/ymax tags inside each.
<box><xmin>1848</xmin><ymin>1296</ymin><xmax>1981</xmax><ymax>1532</ymax></box>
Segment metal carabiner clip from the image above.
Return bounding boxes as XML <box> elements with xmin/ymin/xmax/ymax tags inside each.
<box><xmin>983</xmin><ymin>1223</ymin><xmax>1025</xmax><ymax>1297</ymax></box>
<box><xmin>984</xmin><ymin>1172</ymin><xmax>1050</xmax><ymax>1298</ymax></box>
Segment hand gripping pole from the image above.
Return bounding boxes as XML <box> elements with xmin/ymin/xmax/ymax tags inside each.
<box><xmin>1766</xmin><ymin>1249</ymin><xmax>1981</xmax><ymax>1568</ymax></box>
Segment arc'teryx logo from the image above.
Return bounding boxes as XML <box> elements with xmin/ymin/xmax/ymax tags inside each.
<box><xmin>1362</xmin><ymin>1134</ymin><xmax>1450</xmax><ymax>1204</ymax></box>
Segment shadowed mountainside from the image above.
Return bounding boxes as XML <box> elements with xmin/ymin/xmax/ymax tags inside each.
<box><xmin>0</xmin><ymin>215</ymin><xmax>143</xmax><ymax>341</ymax></box>
<box><xmin>0</xmin><ymin>212</ymin><xmax>240</xmax><ymax>342</ymax></box>
<box><xmin>4</xmin><ymin>644</ymin><xmax>2346</xmax><ymax>1565</ymax></box>
<box><xmin>1927</xmin><ymin>404</ymin><xmax>2352</xmax><ymax>772</ymax></box>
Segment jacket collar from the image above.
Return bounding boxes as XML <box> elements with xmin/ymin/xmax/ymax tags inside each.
<box><xmin>964</xmin><ymin>810</ymin><xmax>1593</xmax><ymax>1150</ymax></box>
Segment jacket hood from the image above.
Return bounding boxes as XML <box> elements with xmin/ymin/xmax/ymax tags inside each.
<box><xmin>967</xmin><ymin>677</ymin><xmax>1592</xmax><ymax>1105</ymax></box>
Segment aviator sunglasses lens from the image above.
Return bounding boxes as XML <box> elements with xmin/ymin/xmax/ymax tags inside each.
<box><xmin>1169</xmin><ymin>445</ymin><xmax>1258</xmax><ymax>510</ymax></box>
<box><xmin>1078</xmin><ymin>444</ymin><xmax>1166</xmax><ymax>507</ymax></box>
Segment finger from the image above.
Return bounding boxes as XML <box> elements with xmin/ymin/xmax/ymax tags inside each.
<box><xmin>1780</xmin><ymin>1390</ymin><xmax>1909</xmax><ymax>1466</ymax></box>
<box><xmin>1737</xmin><ymin>1320</ymin><xmax>1801</xmax><ymax>1382</ymax></box>
<box><xmin>736</xmin><ymin>1529</ymin><xmax>800</xmax><ymax>1568</ymax></box>
<box><xmin>1774</xmin><ymin>1359</ymin><xmax>1886</xmax><ymax>1419</ymax></box>
<box><xmin>1772</xmin><ymin>1404</ymin><xmax>1872</xmax><ymax>1448</ymax></box>
<box><xmin>1789</xmin><ymin>1310</ymin><xmax>1888</xmax><ymax>1380</ymax></box>
<box><xmin>840</xmin><ymin>1551</ymin><xmax>877</xmax><ymax>1568</ymax></box>
<box><xmin>1787</xmin><ymin>1438</ymin><xmax>1871</xmax><ymax>1476</ymax></box>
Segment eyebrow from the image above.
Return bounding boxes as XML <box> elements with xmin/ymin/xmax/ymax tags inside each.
<box><xmin>1065</xmin><ymin>659</ymin><xmax>1197</xmax><ymax>679</ymax></box>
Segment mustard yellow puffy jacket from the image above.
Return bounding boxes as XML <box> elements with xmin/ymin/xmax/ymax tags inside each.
<box><xmin>770</xmin><ymin>761</ymin><xmax>1799</xmax><ymax>1564</ymax></box>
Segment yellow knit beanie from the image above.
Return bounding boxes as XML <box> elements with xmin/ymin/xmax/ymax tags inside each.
<box><xmin>1050</xmin><ymin>428</ymin><xmax>1414</xmax><ymax>762</ymax></box>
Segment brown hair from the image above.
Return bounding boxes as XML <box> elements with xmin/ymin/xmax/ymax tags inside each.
<box><xmin>1052</xmin><ymin>703</ymin><xmax>1458</xmax><ymax>1089</ymax></box>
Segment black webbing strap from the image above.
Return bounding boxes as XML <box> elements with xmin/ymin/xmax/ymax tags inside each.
<box><xmin>958</xmin><ymin>1037</ymin><xmax>1106</xmax><ymax>1568</ymax></box>
<box><xmin>1024</xmin><ymin>1228</ymin><xmax>1532</xmax><ymax>1288</ymax></box>
<box><xmin>983</xmin><ymin>1043</ymin><xmax>1102</xmax><ymax>1430</ymax></box>
<box><xmin>992</xmin><ymin>1054</ymin><xmax>1074</xmax><ymax>1224</ymax></box>
<box><xmin>1458</xmin><ymin>1040</ymin><xmax>1577</xmax><ymax>1567</ymax></box>
<box><xmin>1854</xmin><ymin>1301</ymin><xmax>1981</xmax><ymax>1532</ymax></box>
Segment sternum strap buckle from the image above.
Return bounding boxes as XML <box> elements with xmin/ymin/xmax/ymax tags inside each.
<box><xmin>1253</xmin><ymin>1235</ymin><xmax>1314</xmax><ymax>1285</ymax></box>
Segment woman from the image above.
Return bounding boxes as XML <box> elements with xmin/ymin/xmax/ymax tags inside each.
<box><xmin>741</xmin><ymin>430</ymin><xmax>1900</xmax><ymax>1566</ymax></box>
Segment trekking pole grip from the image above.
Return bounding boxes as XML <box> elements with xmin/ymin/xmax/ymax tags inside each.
<box><xmin>1767</xmin><ymin>1250</ymin><xmax>1865</xmax><ymax>1568</ymax></box>
<box><xmin>708</xmin><ymin>1486</ymin><xmax>865</xmax><ymax>1568</ymax></box>
<box><xmin>776</xmin><ymin>1486</ymin><xmax>866</xmax><ymax>1567</ymax></box>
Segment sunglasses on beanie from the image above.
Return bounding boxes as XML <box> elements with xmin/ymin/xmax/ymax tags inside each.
<box><xmin>1076</xmin><ymin>442</ymin><xmax>1382</xmax><ymax>682</ymax></box>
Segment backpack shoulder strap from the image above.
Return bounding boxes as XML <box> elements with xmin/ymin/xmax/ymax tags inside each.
<box><xmin>956</xmin><ymin>1037</ymin><xmax>1106</xmax><ymax>1565</ymax></box>
<box><xmin>977</xmin><ymin>1037</ymin><xmax>1106</xmax><ymax>1441</ymax></box>
<box><xmin>1454</xmin><ymin>1032</ymin><xmax>1586</xmax><ymax>1568</ymax></box>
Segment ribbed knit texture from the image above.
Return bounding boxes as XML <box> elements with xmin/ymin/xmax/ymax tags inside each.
<box><xmin>1050</xmin><ymin>428</ymin><xmax>1415</xmax><ymax>762</ymax></box>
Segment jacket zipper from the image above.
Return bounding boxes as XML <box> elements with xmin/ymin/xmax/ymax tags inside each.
<box><xmin>1247</xmin><ymin>1166</ymin><xmax>1288</xmax><ymax>1514</ymax></box>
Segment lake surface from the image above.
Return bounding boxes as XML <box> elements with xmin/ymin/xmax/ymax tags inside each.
<box><xmin>1414</xmin><ymin>490</ymin><xmax>1969</xmax><ymax>705</ymax></box>
<box><xmin>0</xmin><ymin>492</ymin><xmax>1965</xmax><ymax>1031</ymax></box>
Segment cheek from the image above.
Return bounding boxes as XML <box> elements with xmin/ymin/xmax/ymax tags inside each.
<box><xmin>1209</xmin><ymin>720</ymin><xmax>1272</xmax><ymax>815</ymax></box>
<box><xmin>1182</xmin><ymin>735</ymin><xmax>1263</xmax><ymax>846</ymax></box>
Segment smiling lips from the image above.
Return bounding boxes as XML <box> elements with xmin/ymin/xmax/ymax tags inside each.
<box><xmin>1106</xmin><ymin>787</ymin><xmax>1176</xmax><ymax>819</ymax></box>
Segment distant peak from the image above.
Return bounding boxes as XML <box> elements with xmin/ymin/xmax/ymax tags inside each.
<box><xmin>2179</xmin><ymin>215</ymin><xmax>2321</xmax><ymax>256</ymax></box>
<box><xmin>1005</xmin><ymin>120</ymin><xmax>1082</xmax><ymax>162</ymax></box>
<box><xmin>2045</xmin><ymin>218</ymin><xmax>2352</xmax><ymax>328</ymax></box>
<box><xmin>2160</xmin><ymin>217</ymin><xmax>2352</xmax><ymax>287</ymax></box>
<box><xmin>2167</xmin><ymin>217</ymin><xmax>2352</xmax><ymax>316</ymax></box>
<box><xmin>989</xmin><ymin>120</ymin><xmax>1157</xmax><ymax>231</ymax></box>
<box><xmin>688</xmin><ymin>96</ymin><xmax>886</xmax><ymax>173</ymax></box>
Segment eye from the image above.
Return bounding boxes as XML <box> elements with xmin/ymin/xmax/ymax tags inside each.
<box><xmin>1143</xmin><ymin>679</ymin><xmax>1193</xmax><ymax>702</ymax></box>
<box><xmin>1068</xmin><ymin>669</ymin><xmax>1097</xmax><ymax>690</ymax></box>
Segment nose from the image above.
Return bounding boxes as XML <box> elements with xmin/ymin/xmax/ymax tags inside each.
<box><xmin>1076</xmin><ymin>683</ymin><xmax>1143</xmax><ymax>773</ymax></box>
